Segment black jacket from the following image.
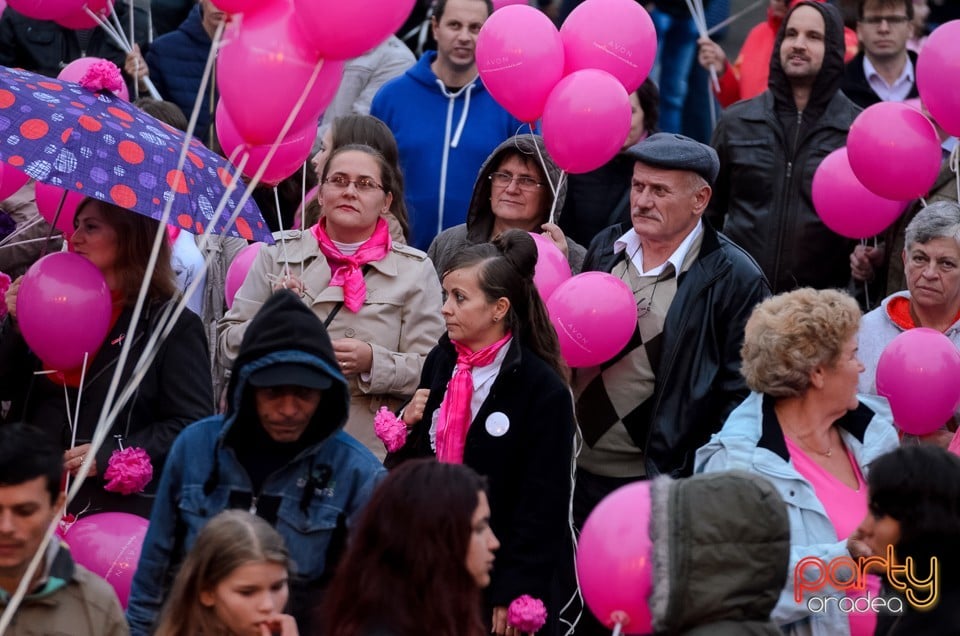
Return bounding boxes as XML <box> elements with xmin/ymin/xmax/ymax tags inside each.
<box><xmin>387</xmin><ymin>336</ymin><xmax>574</xmax><ymax>625</ymax></box>
<box><xmin>0</xmin><ymin>299</ymin><xmax>213</xmax><ymax>518</ymax></box>
<box><xmin>841</xmin><ymin>50</ymin><xmax>920</xmax><ymax>109</ymax></box>
<box><xmin>709</xmin><ymin>1</ymin><xmax>861</xmax><ymax>293</ymax></box>
<box><xmin>582</xmin><ymin>221</ymin><xmax>769</xmax><ymax>477</ymax></box>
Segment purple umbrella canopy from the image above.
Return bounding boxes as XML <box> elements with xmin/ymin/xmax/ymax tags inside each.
<box><xmin>0</xmin><ymin>65</ymin><xmax>274</xmax><ymax>243</ymax></box>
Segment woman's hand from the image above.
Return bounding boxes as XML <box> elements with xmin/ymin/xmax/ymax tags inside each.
<box><xmin>850</xmin><ymin>244</ymin><xmax>884</xmax><ymax>282</ymax></box>
<box><xmin>332</xmin><ymin>338</ymin><xmax>373</xmax><ymax>376</ymax></box>
<box><xmin>258</xmin><ymin>614</ymin><xmax>298</xmax><ymax>636</ymax></box>
<box><xmin>697</xmin><ymin>37</ymin><xmax>727</xmax><ymax>75</ymax></box>
<box><xmin>124</xmin><ymin>43</ymin><xmax>150</xmax><ymax>81</ymax></box>
<box><xmin>491</xmin><ymin>606</ymin><xmax>533</xmax><ymax>636</ymax></box>
<box><xmin>402</xmin><ymin>388</ymin><xmax>430</xmax><ymax>427</ymax></box>
<box><xmin>271</xmin><ymin>272</ymin><xmax>306</xmax><ymax>296</ymax></box>
<box><xmin>4</xmin><ymin>275</ymin><xmax>22</xmax><ymax>321</ymax></box>
<box><xmin>64</xmin><ymin>443</ymin><xmax>98</xmax><ymax>477</ymax></box>
<box><xmin>540</xmin><ymin>223</ymin><xmax>569</xmax><ymax>259</ymax></box>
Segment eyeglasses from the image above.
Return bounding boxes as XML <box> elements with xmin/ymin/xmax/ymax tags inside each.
<box><xmin>489</xmin><ymin>171</ymin><xmax>544</xmax><ymax>192</ymax></box>
<box><xmin>323</xmin><ymin>174</ymin><xmax>384</xmax><ymax>193</ymax></box>
<box><xmin>859</xmin><ymin>15</ymin><xmax>910</xmax><ymax>25</ymax></box>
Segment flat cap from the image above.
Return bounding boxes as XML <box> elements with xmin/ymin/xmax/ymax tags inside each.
<box><xmin>624</xmin><ymin>132</ymin><xmax>720</xmax><ymax>185</ymax></box>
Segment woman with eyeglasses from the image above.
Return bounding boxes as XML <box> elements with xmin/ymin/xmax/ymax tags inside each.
<box><xmin>218</xmin><ymin>144</ymin><xmax>444</xmax><ymax>458</ymax></box>
<box><xmin>427</xmin><ymin>134</ymin><xmax>586</xmax><ymax>279</ymax></box>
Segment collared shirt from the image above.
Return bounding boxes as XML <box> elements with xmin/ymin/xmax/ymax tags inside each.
<box><xmin>943</xmin><ymin>136</ymin><xmax>958</xmax><ymax>159</ymax></box>
<box><xmin>613</xmin><ymin>220</ymin><xmax>703</xmax><ymax>277</ymax></box>
<box><xmin>863</xmin><ymin>55</ymin><xmax>914</xmax><ymax>103</ymax></box>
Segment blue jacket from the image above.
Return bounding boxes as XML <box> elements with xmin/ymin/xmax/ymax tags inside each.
<box><xmin>146</xmin><ymin>5</ymin><xmax>214</xmax><ymax>141</ymax></box>
<box><xmin>695</xmin><ymin>392</ymin><xmax>899</xmax><ymax>636</ymax></box>
<box><xmin>370</xmin><ymin>52</ymin><xmax>525</xmax><ymax>250</ymax></box>
<box><xmin>126</xmin><ymin>291</ymin><xmax>385</xmax><ymax>635</ymax></box>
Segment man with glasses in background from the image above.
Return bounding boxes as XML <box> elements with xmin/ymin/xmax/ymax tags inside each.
<box><xmin>842</xmin><ymin>0</ymin><xmax>919</xmax><ymax>107</ymax></box>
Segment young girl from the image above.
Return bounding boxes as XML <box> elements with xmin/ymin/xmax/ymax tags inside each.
<box><xmin>155</xmin><ymin>510</ymin><xmax>298</xmax><ymax>636</ymax></box>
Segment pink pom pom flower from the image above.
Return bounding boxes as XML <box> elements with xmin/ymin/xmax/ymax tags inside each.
<box><xmin>78</xmin><ymin>60</ymin><xmax>125</xmax><ymax>96</ymax></box>
<box><xmin>0</xmin><ymin>271</ymin><xmax>10</xmax><ymax>320</ymax></box>
<box><xmin>374</xmin><ymin>406</ymin><xmax>408</xmax><ymax>453</ymax></box>
<box><xmin>508</xmin><ymin>595</ymin><xmax>547</xmax><ymax>633</ymax></box>
<box><xmin>103</xmin><ymin>446</ymin><xmax>154</xmax><ymax>495</ymax></box>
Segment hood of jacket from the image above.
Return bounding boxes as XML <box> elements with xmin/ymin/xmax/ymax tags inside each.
<box><xmin>223</xmin><ymin>289</ymin><xmax>349</xmax><ymax>449</ymax></box>
<box><xmin>768</xmin><ymin>0</ymin><xmax>845</xmax><ymax>115</ymax></box>
<box><xmin>649</xmin><ymin>471</ymin><xmax>790</xmax><ymax>633</ymax></box>
<box><xmin>179</xmin><ymin>4</ymin><xmax>211</xmax><ymax>47</ymax></box>
<box><xmin>465</xmin><ymin>134</ymin><xmax>568</xmax><ymax>244</ymax></box>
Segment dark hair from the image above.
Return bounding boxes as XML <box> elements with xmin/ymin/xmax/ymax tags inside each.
<box><xmin>133</xmin><ymin>97</ymin><xmax>189</xmax><ymax>132</ymax></box>
<box><xmin>321</xmin><ymin>459</ymin><xmax>488</xmax><ymax>636</ymax></box>
<box><xmin>155</xmin><ymin>510</ymin><xmax>291</xmax><ymax>636</ymax></box>
<box><xmin>433</xmin><ymin>0</ymin><xmax>493</xmax><ymax>21</ymax></box>
<box><xmin>0</xmin><ymin>423</ymin><xmax>63</xmax><ymax>504</ymax></box>
<box><xmin>636</xmin><ymin>77</ymin><xmax>660</xmax><ymax>135</ymax></box>
<box><xmin>867</xmin><ymin>445</ymin><xmax>960</xmax><ymax>565</ymax></box>
<box><xmin>444</xmin><ymin>229</ymin><xmax>569</xmax><ymax>382</ymax></box>
<box><xmin>74</xmin><ymin>198</ymin><xmax>178</xmax><ymax>306</ymax></box>
<box><xmin>857</xmin><ymin>0</ymin><xmax>913</xmax><ymax>20</ymax></box>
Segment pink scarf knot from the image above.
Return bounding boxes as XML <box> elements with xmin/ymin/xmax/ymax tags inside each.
<box><xmin>312</xmin><ymin>217</ymin><xmax>391</xmax><ymax>312</ymax></box>
<box><xmin>436</xmin><ymin>332</ymin><xmax>513</xmax><ymax>464</ymax></box>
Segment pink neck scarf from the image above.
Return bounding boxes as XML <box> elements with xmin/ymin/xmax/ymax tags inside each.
<box><xmin>312</xmin><ymin>217</ymin><xmax>391</xmax><ymax>312</ymax></box>
<box><xmin>436</xmin><ymin>332</ymin><xmax>513</xmax><ymax>464</ymax></box>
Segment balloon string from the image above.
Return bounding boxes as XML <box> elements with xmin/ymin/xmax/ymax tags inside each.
<box><xmin>63</xmin><ymin>351</ymin><xmax>89</xmax><ymax>497</ymax></box>
<box><xmin>526</xmin><ymin>122</ymin><xmax>559</xmax><ymax>200</ymax></box>
<box><xmin>41</xmin><ymin>189</ymin><xmax>68</xmax><ymax>258</ymax></box>
<box><xmin>274</xmin><ymin>186</ymin><xmax>291</xmax><ymax>279</ymax></box>
<box><xmin>611</xmin><ymin>621</ymin><xmax>623</xmax><ymax>636</ymax></box>
<box><xmin>559</xmin><ymin>392</ymin><xmax>584</xmax><ymax>636</ymax></box>
<box><xmin>0</xmin><ymin>213</ymin><xmax>45</xmax><ymax>247</ymax></box>
<box><xmin>950</xmin><ymin>144</ymin><xmax>959</xmax><ymax>204</ymax></box>
<box><xmin>548</xmin><ymin>172</ymin><xmax>567</xmax><ymax>226</ymax></box>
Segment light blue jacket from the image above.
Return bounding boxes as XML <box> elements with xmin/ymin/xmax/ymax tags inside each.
<box><xmin>694</xmin><ymin>392</ymin><xmax>899</xmax><ymax>636</ymax></box>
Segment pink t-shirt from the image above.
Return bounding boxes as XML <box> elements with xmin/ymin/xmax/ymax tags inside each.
<box><xmin>786</xmin><ymin>438</ymin><xmax>879</xmax><ymax>636</ymax></box>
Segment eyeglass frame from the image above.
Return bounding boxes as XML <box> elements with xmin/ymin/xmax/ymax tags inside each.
<box><xmin>322</xmin><ymin>174</ymin><xmax>385</xmax><ymax>193</ymax></box>
<box><xmin>858</xmin><ymin>14</ymin><xmax>911</xmax><ymax>26</ymax></box>
<box><xmin>488</xmin><ymin>171</ymin><xmax>545</xmax><ymax>192</ymax></box>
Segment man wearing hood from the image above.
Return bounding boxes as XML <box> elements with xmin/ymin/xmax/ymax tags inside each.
<box><xmin>126</xmin><ymin>290</ymin><xmax>384</xmax><ymax>635</ymax></box>
<box><xmin>708</xmin><ymin>0</ymin><xmax>860</xmax><ymax>293</ymax></box>
<box><xmin>370</xmin><ymin>0</ymin><xmax>525</xmax><ymax>251</ymax></box>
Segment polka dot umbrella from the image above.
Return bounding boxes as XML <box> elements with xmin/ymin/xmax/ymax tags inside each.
<box><xmin>0</xmin><ymin>65</ymin><xmax>273</xmax><ymax>243</ymax></box>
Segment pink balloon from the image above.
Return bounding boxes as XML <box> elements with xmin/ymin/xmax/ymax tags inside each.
<box><xmin>0</xmin><ymin>162</ymin><xmax>29</xmax><ymax>201</ymax></box>
<box><xmin>6</xmin><ymin>0</ymin><xmax>82</xmax><ymax>19</ymax></box>
<box><xmin>847</xmin><ymin>102</ymin><xmax>942</xmax><ymax>201</ymax></box>
<box><xmin>876</xmin><ymin>328</ymin><xmax>960</xmax><ymax>436</ymax></box>
<box><xmin>916</xmin><ymin>20</ymin><xmax>960</xmax><ymax>138</ymax></box>
<box><xmin>53</xmin><ymin>0</ymin><xmax>112</xmax><ymax>30</ymax></box>
<box><xmin>546</xmin><ymin>272</ymin><xmax>636</xmax><ymax>367</ymax></box>
<box><xmin>542</xmin><ymin>69</ymin><xmax>631</xmax><ymax>174</ymax></box>
<box><xmin>476</xmin><ymin>5</ymin><xmax>564</xmax><ymax>123</ymax></box>
<box><xmin>210</xmin><ymin>0</ymin><xmax>268</xmax><ymax>13</ymax></box>
<box><xmin>560</xmin><ymin>0</ymin><xmax>657</xmax><ymax>93</ymax></box>
<box><xmin>216</xmin><ymin>103</ymin><xmax>316</xmax><ymax>186</ymax></box>
<box><xmin>292</xmin><ymin>0</ymin><xmax>416</xmax><ymax>60</ymax></box>
<box><xmin>216</xmin><ymin>2</ymin><xmax>344</xmax><ymax>145</ymax></box>
<box><xmin>60</xmin><ymin>512</ymin><xmax>148</xmax><ymax>609</ymax></box>
<box><xmin>577</xmin><ymin>481</ymin><xmax>653</xmax><ymax>633</ymax></box>
<box><xmin>812</xmin><ymin>148</ymin><xmax>906</xmax><ymax>239</ymax></box>
<box><xmin>57</xmin><ymin>56</ymin><xmax>129</xmax><ymax>101</ymax></box>
<box><xmin>493</xmin><ymin>0</ymin><xmax>527</xmax><ymax>7</ymax></box>
<box><xmin>225</xmin><ymin>241</ymin><xmax>264</xmax><ymax>308</ymax></box>
<box><xmin>35</xmin><ymin>182</ymin><xmax>84</xmax><ymax>239</ymax></box>
<box><xmin>529</xmin><ymin>232</ymin><xmax>571</xmax><ymax>301</ymax></box>
<box><xmin>16</xmin><ymin>252</ymin><xmax>112</xmax><ymax>370</ymax></box>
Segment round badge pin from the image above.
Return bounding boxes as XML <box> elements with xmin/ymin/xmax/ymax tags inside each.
<box><xmin>485</xmin><ymin>411</ymin><xmax>510</xmax><ymax>437</ymax></box>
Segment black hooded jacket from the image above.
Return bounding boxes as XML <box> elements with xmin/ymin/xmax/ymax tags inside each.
<box><xmin>708</xmin><ymin>1</ymin><xmax>861</xmax><ymax>293</ymax></box>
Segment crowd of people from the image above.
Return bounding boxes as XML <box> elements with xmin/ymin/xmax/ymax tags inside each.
<box><xmin>1</xmin><ymin>0</ymin><xmax>960</xmax><ymax>634</ymax></box>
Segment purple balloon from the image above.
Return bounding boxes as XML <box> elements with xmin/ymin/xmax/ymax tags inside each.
<box><xmin>529</xmin><ymin>232</ymin><xmax>572</xmax><ymax>302</ymax></box>
<box><xmin>17</xmin><ymin>252</ymin><xmax>112</xmax><ymax>370</ymax></box>
<box><xmin>876</xmin><ymin>327</ymin><xmax>960</xmax><ymax>435</ymax></box>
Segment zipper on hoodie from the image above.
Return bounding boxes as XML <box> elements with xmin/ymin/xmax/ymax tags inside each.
<box><xmin>772</xmin><ymin>109</ymin><xmax>805</xmax><ymax>289</ymax></box>
<box><xmin>435</xmin><ymin>79</ymin><xmax>476</xmax><ymax>238</ymax></box>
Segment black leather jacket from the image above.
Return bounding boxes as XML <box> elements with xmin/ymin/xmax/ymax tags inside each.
<box><xmin>582</xmin><ymin>221</ymin><xmax>770</xmax><ymax>477</ymax></box>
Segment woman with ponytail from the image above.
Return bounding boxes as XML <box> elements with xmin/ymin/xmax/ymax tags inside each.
<box><xmin>384</xmin><ymin>230</ymin><xmax>575</xmax><ymax>636</ymax></box>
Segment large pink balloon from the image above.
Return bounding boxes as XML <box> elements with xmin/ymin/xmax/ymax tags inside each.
<box><xmin>812</xmin><ymin>148</ymin><xmax>906</xmax><ymax>239</ymax></box>
<box><xmin>57</xmin><ymin>56</ymin><xmax>129</xmax><ymax>101</ymax></box>
<box><xmin>17</xmin><ymin>252</ymin><xmax>112</xmax><ymax>370</ymax></box>
<box><xmin>53</xmin><ymin>0</ymin><xmax>112</xmax><ymax>30</ymax></box>
<box><xmin>225</xmin><ymin>241</ymin><xmax>264</xmax><ymax>308</ymax></box>
<box><xmin>916</xmin><ymin>20</ymin><xmax>960</xmax><ymax>138</ymax></box>
<box><xmin>293</xmin><ymin>0</ymin><xmax>415</xmax><ymax>60</ymax></box>
<box><xmin>6</xmin><ymin>0</ymin><xmax>82</xmax><ymax>19</ymax></box>
<box><xmin>577</xmin><ymin>481</ymin><xmax>653</xmax><ymax>634</ymax></box>
<box><xmin>216</xmin><ymin>103</ymin><xmax>316</xmax><ymax>186</ymax></box>
<box><xmin>476</xmin><ymin>5</ymin><xmax>564</xmax><ymax>123</ymax></box>
<box><xmin>529</xmin><ymin>232</ymin><xmax>571</xmax><ymax>301</ymax></box>
<box><xmin>210</xmin><ymin>0</ymin><xmax>266</xmax><ymax>13</ymax></box>
<box><xmin>560</xmin><ymin>0</ymin><xmax>657</xmax><ymax>93</ymax></box>
<box><xmin>216</xmin><ymin>2</ymin><xmax>344</xmax><ymax>145</ymax></box>
<box><xmin>60</xmin><ymin>512</ymin><xmax>148</xmax><ymax>609</ymax></box>
<box><xmin>546</xmin><ymin>272</ymin><xmax>636</xmax><ymax>367</ymax></box>
<box><xmin>493</xmin><ymin>0</ymin><xmax>527</xmax><ymax>7</ymax></box>
<box><xmin>0</xmin><ymin>162</ymin><xmax>29</xmax><ymax>201</ymax></box>
<box><xmin>35</xmin><ymin>181</ymin><xmax>84</xmax><ymax>239</ymax></box>
<box><xmin>847</xmin><ymin>102</ymin><xmax>942</xmax><ymax>201</ymax></box>
<box><xmin>876</xmin><ymin>328</ymin><xmax>960</xmax><ymax>436</ymax></box>
<box><xmin>542</xmin><ymin>69</ymin><xmax>631</xmax><ymax>174</ymax></box>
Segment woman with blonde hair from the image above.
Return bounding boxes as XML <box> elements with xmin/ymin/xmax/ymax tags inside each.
<box><xmin>155</xmin><ymin>509</ymin><xmax>298</xmax><ymax>636</ymax></box>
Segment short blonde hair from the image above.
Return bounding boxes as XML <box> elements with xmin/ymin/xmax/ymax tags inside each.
<box><xmin>740</xmin><ymin>288</ymin><xmax>860</xmax><ymax>397</ymax></box>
